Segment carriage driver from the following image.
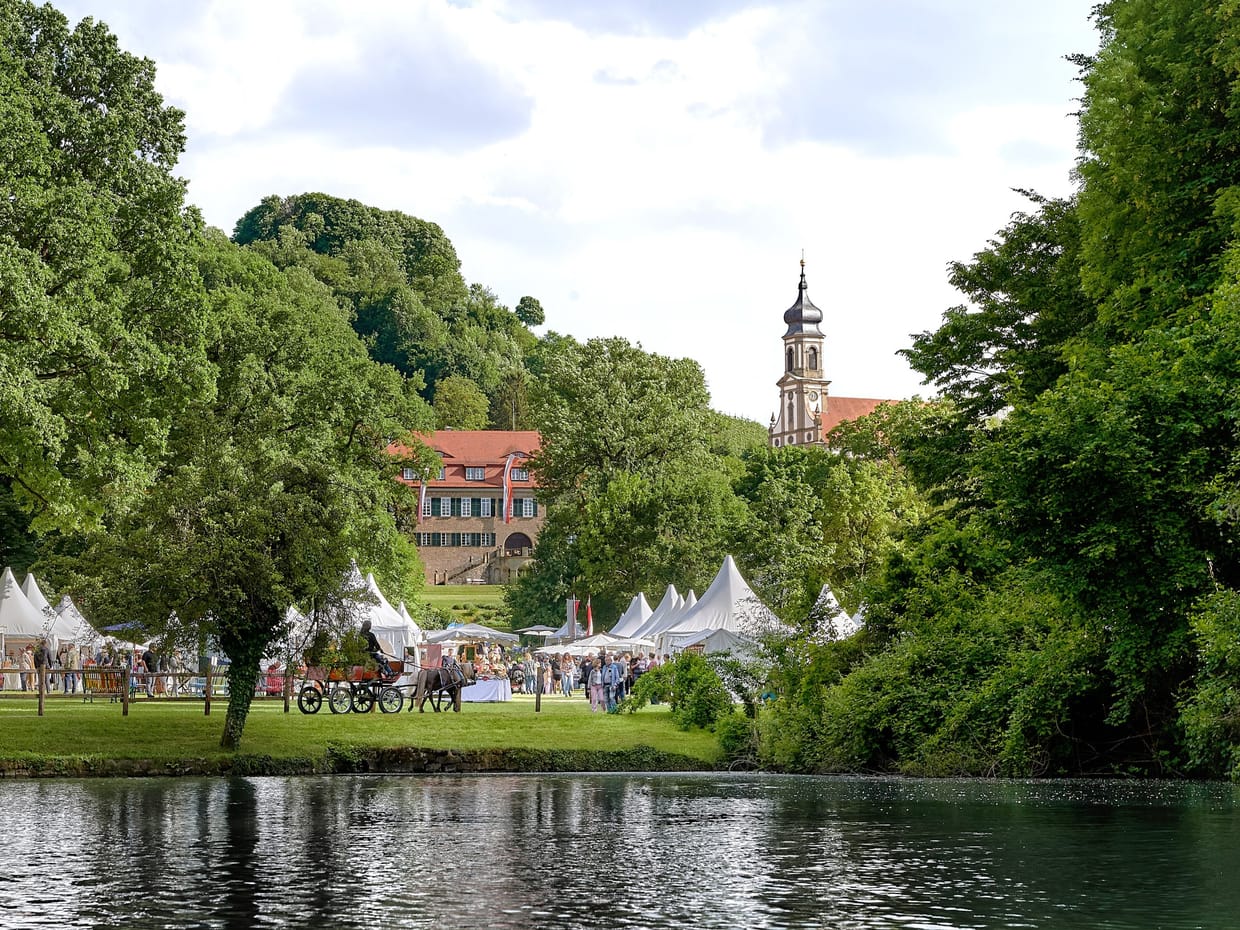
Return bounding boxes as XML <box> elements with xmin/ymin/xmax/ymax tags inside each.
<box><xmin>361</xmin><ymin>620</ymin><xmax>393</xmax><ymax>678</ymax></box>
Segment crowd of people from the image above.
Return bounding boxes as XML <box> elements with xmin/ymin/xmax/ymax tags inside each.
<box><xmin>0</xmin><ymin>639</ymin><xmax>186</xmax><ymax>697</ymax></box>
<box><xmin>496</xmin><ymin>649</ymin><xmax>667</xmax><ymax>713</ymax></box>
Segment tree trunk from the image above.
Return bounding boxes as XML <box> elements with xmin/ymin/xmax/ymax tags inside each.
<box><xmin>221</xmin><ymin>657</ymin><xmax>260</xmax><ymax>750</ymax></box>
<box><xmin>219</xmin><ymin>612</ymin><xmax>272</xmax><ymax>751</ymax></box>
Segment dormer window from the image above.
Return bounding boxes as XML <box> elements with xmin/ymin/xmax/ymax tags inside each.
<box><xmin>465</xmin><ymin>467</ymin><xmax>485</xmax><ymax>481</ymax></box>
<box><xmin>511</xmin><ymin>467</ymin><xmax>529</xmax><ymax>482</ymax></box>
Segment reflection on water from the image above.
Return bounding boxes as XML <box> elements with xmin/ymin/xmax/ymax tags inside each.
<box><xmin>3</xmin><ymin>774</ymin><xmax>1239</xmax><ymax>929</ymax></box>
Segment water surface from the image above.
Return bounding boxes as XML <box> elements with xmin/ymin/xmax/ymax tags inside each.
<box><xmin>3</xmin><ymin>774</ymin><xmax>1237</xmax><ymax>929</ymax></box>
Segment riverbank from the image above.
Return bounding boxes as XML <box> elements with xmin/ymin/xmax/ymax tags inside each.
<box><xmin>0</xmin><ymin>694</ymin><xmax>721</xmax><ymax>778</ymax></box>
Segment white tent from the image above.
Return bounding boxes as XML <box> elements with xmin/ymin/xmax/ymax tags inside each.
<box><xmin>630</xmin><ymin>584</ymin><xmax>682</xmax><ymax>640</ymax></box>
<box><xmin>426</xmin><ymin>622</ymin><xmax>518</xmax><ymax>645</ymax></box>
<box><xmin>657</xmin><ymin>556</ymin><xmax>780</xmax><ymax>652</ymax></box>
<box><xmin>21</xmin><ymin>573</ymin><xmax>87</xmax><ymax>646</ymax></box>
<box><xmin>1</xmin><ymin>566</ymin><xmax>48</xmax><ymax>641</ymax></box>
<box><xmin>50</xmin><ymin>595</ymin><xmax>97</xmax><ymax>646</ymax></box>
<box><xmin>362</xmin><ymin>573</ymin><xmax>421</xmax><ymax>660</ymax></box>
<box><xmin>809</xmin><ymin>584</ymin><xmax>862</xmax><ymax>643</ymax></box>
<box><xmin>667</xmin><ymin>626</ymin><xmax>754</xmax><ymax>656</ymax></box>
<box><xmin>608</xmin><ymin>593</ymin><xmax>653</xmax><ymax>639</ymax></box>
<box><xmin>635</xmin><ymin>588</ymin><xmax>697</xmax><ymax>642</ymax></box>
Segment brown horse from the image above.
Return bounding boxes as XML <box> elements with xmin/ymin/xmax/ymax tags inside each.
<box><xmin>410</xmin><ymin>661</ymin><xmax>476</xmax><ymax>712</ymax></box>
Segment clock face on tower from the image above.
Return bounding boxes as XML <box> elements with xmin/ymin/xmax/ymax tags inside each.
<box><xmin>808</xmin><ymin>390</ymin><xmax>819</xmax><ymax>401</ymax></box>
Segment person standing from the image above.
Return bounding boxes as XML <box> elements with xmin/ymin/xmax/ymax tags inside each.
<box><xmin>602</xmin><ymin>653</ymin><xmax>622</xmax><ymax>712</ymax></box>
<box><xmin>32</xmin><ymin>638</ymin><xmax>52</xmax><ymax>691</ymax></box>
<box><xmin>141</xmin><ymin>645</ymin><xmax>157</xmax><ymax>697</ymax></box>
<box><xmin>63</xmin><ymin>642</ymin><xmax>80</xmax><ymax>694</ymax></box>
<box><xmin>588</xmin><ymin>658</ymin><xmax>605</xmax><ymax>712</ymax></box>
<box><xmin>20</xmin><ymin>644</ymin><xmax>34</xmax><ymax>691</ymax></box>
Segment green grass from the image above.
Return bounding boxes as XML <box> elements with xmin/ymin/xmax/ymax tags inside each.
<box><xmin>0</xmin><ymin>693</ymin><xmax>720</xmax><ymax>768</ymax></box>
<box><xmin>418</xmin><ymin>584</ymin><xmax>510</xmax><ymax>626</ymax></box>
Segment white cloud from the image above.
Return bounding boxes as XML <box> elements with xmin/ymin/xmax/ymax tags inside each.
<box><xmin>54</xmin><ymin>0</ymin><xmax>1098</xmax><ymax>422</ymax></box>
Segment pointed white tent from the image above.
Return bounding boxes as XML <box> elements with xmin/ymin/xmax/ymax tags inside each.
<box><xmin>362</xmin><ymin>572</ymin><xmax>420</xmax><ymax>659</ymax></box>
<box><xmin>809</xmin><ymin>584</ymin><xmax>862</xmax><ymax>642</ymax></box>
<box><xmin>659</xmin><ymin>556</ymin><xmax>780</xmax><ymax>651</ymax></box>
<box><xmin>630</xmin><ymin>585</ymin><xmax>682</xmax><ymax>640</ymax></box>
<box><xmin>1</xmin><ymin>566</ymin><xmax>48</xmax><ymax>640</ymax></box>
<box><xmin>608</xmin><ymin>593</ymin><xmax>653</xmax><ymax>638</ymax></box>
<box><xmin>22</xmin><ymin>573</ymin><xmax>85</xmax><ymax>645</ymax></box>
<box><xmin>49</xmin><ymin>595</ymin><xmax>97</xmax><ymax>645</ymax></box>
<box><xmin>636</xmin><ymin>589</ymin><xmax>697</xmax><ymax>641</ymax></box>
<box><xmin>397</xmin><ymin>602</ymin><xmax>423</xmax><ymax>654</ymax></box>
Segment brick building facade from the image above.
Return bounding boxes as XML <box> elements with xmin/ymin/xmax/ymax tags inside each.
<box><xmin>397</xmin><ymin>430</ymin><xmax>545</xmax><ymax>585</ymax></box>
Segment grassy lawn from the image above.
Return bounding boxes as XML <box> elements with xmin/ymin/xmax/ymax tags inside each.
<box><xmin>0</xmin><ymin>692</ymin><xmax>720</xmax><ymax>768</ymax></box>
<box><xmin>418</xmin><ymin>583</ymin><xmax>509</xmax><ymax>626</ymax></box>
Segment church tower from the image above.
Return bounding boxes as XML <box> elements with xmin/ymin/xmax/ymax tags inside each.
<box><xmin>769</xmin><ymin>259</ymin><xmax>831</xmax><ymax>448</ymax></box>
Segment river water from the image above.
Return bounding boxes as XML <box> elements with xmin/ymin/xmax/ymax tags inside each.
<box><xmin>3</xmin><ymin>774</ymin><xmax>1237</xmax><ymax>929</ymax></box>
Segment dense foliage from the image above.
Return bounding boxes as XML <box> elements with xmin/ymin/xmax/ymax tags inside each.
<box><xmin>761</xmin><ymin>0</ymin><xmax>1240</xmax><ymax>779</ymax></box>
<box><xmin>1</xmin><ymin>3</ymin><xmax>433</xmax><ymax>749</ymax></box>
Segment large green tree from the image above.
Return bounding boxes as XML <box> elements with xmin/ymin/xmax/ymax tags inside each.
<box><xmin>785</xmin><ymin>0</ymin><xmax>1240</xmax><ymax>777</ymax></box>
<box><xmin>66</xmin><ymin>232</ymin><xmax>432</xmax><ymax>748</ymax></box>
<box><xmin>0</xmin><ymin>2</ymin><xmax>207</xmax><ymax>530</ymax></box>
<box><xmin>508</xmin><ymin>335</ymin><xmax>740</xmax><ymax>627</ymax></box>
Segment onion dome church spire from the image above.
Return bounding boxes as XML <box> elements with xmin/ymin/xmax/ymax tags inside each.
<box><xmin>769</xmin><ymin>256</ymin><xmax>830</xmax><ymax>448</ymax></box>
<box><xmin>782</xmin><ymin>257</ymin><xmax>824</xmax><ymax>337</ymax></box>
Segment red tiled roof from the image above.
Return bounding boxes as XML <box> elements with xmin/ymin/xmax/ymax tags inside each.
<box><xmin>820</xmin><ymin>397</ymin><xmax>891</xmax><ymax>434</ymax></box>
<box><xmin>392</xmin><ymin>430</ymin><xmax>541</xmax><ymax>491</ymax></box>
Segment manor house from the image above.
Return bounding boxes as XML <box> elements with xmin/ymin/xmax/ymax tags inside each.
<box><xmin>397</xmin><ymin>430</ymin><xmax>544</xmax><ymax>585</ymax></box>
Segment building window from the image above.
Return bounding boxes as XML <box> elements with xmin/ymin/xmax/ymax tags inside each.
<box><xmin>401</xmin><ymin>467</ymin><xmax>415</xmax><ymax>481</ymax></box>
<box><xmin>774</xmin><ymin>439</ymin><xmax>781</xmax><ymax>447</ymax></box>
<box><xmin>422</xmin><ymin>496</ymin><xmax>432</xmax><ymax>518</ymax></box>
<box><xmin>806</xmin><ymin>432</ymin><xmax>813</xmax><ymax>442</ymax></box>
<box><xmin>786</xmin><ymin>347</ymin><xmax>794</xmax><ymax>371</ymax></box>
<box><xmin>520</xmin><ymin>498</ymin><xmax>536</xmax><ymax>518</ymax></box>
<box><xmin>480</xmin><ymin>498</ymin><xmax>492</xmax><ymax>517</ymax></box>
<box><xmin>481</xmin><ymin>532</ymin><xmax>495</xmax><ymax>547</ymax></box>
<box><xmin>438</xmin><ymin>497</ymin><xmax>452</xmax><ymax>517</ymax></box>
<box><xmin>808</xmin><ymin>347</ymin><xmax>818</xmax><ymax>370</ymax></box>
<box><xmin>460</xmin><ymin>497</ymin><xmax>472</xmax><ymax>517</ymax></box>
<box><xmin>417</xmin><ymin>533</ymin><xmax>432</xmax><ymax>546</ymax></box>
<box><xmin>789</xmin><ymin>435</ymin><xmax>796</xmax><ymax>444</ymax></box>
<box><xmin>465</xmin><ymin>466</ymin><xmax>485</xmax><ymax>481</ymax></box>
<box><xmin>511</xmin><ymin>467</ymin><xmax>529</xmax><ymax>482</ymax></box>
<box><xmin>438</xmin><ymin>467</ymin><xmax>446</xmax><ymax>480</ymax></box>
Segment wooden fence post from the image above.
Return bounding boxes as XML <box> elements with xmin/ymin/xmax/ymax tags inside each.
<box><xmin>283</xmin><ymin>671</ymin><xmax>291</xmax><ymax>714</ymax></box>
<box><xmin>37</xmin><ymin>666</ymin><xmax>46</xmax><ymax>717</ymax></box>
<box><xmin>121</xmin><ymin>668</ymin><xmax>129</xmax><ymax>717</ymax></box>
<box><xmin>535</xmin><ymin>668</ymin><xmax>543</xmax><ymax>713</ymax></box>
<box><xmin>204</xmin><ymin>669</ymin><xmax>212</xmax><ymax>716</ymax></box>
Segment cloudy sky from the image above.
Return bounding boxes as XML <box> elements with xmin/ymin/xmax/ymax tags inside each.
<box><xmin>54</xmin><ymin>0</ymin><xmax>1099</xmax><ymax>424</ymax></box>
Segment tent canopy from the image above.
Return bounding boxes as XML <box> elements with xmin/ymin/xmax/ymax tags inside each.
<box><xmin>657</xmin><ymin>556</ymin><xmax>780</xmax><ymax>650</ymax></box>
<box><xmin>1</xmin><ymin>566</ymin><xmax>49</xmax><ymax>639</ymax></box>
<box><xmin>630</xmin><ymin>585</ymin><xmax>682</xmax><ymax>640</ymax></box>
<box><xmin>608</xmin><ymin>593</ymin><xmax>653</xmax><ymax>639</ymax></box>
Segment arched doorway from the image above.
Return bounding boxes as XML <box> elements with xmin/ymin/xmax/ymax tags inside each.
<box><xmin>504</xmin><ymin>532</ymin><xmax>533</xmax><ymax>556</ymax></box>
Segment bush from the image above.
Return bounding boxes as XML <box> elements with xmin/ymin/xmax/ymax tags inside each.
<box><xmin>715</xmin><ymin>712</ymin><xmax>758</xmax><ymax>766</ymax></box>
<box><xmin>625</xmin><ymin>653</ymin><xmax>732</xmax><ymax>730</ymax></box>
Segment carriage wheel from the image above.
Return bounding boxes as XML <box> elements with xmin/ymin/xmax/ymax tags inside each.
<box><xmin>297</xmin><ymin>686</ymin><xmax>323</xmax><ymax>715</ymax></box>
<box><xmin>328</xmin><ymin>685</ymin><xmax>352</xmax><ymax>714</ymax></box>
<box><xmin>352</xmin><ymin>687</ymin><xmax>376</xmax><ymax>714</ymax></box>
<box><xmin>379</xmin><ymin>687</ymin><xmax>404</xmax><ymax>713</ymax></box>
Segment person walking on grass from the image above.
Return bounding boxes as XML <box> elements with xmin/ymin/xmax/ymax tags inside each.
<box><xmin>588</xmin><ymin>658</ymin><xmax>605</xmax><ymax>712</ymax></box>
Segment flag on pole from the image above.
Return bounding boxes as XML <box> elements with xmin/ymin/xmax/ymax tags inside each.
<box><xmin>502</xmin><ymin>453</ymin><xmax>517</xmax><ymax>523</ymax></box>
<box><xmin>418</xmin><ymin>478</ymin><xmax>427</xmax><ymax>523</ymax></box>
<box><xmin>586</xmin><ymin>596</ymin><xmax>593</xmax><ymax>636</ymax></box>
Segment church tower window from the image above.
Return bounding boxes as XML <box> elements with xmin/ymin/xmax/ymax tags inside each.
<box><xmin>809</xmin><ymin>347</ymin><xmax>818</xmax><ymax>371</ymax></box>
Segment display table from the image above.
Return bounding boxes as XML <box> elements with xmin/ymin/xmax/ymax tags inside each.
<box><xmin>460</xmin><ymin>678</ymin><xmax>512</xmax><ymax>702</ymax></box>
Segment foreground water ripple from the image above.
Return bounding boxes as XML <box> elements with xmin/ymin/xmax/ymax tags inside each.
<box><xmin>1</xmin><ymin>774</ymin><xmax>1238</xmax><ymax>929</ymax></box>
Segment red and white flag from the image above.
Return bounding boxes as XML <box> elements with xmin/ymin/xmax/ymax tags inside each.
<box><xmin>418</xmin><ymin>479</ymin><xmax>427</xmax><ymax>522</ymax></box>
<box><xmin>586</xmin><ymin>596</ymin><xmax>593</xmax><ymax>635</ymax></box>
<box><xmin>501</xmin><ymin>453</ymin><xmax>517</xmax><ymax>523</ymax></box>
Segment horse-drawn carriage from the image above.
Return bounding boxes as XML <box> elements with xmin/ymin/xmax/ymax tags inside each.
<box><xmin>297</xmin><ymin>660</ymin><xmax>476</xmax><ymax>714</ymax></box>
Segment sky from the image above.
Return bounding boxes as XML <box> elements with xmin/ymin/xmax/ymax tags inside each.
<box><xmin>53</xmin><ymin>0</ymin><xmax>1100</xmax><ymax>424</ymax></box>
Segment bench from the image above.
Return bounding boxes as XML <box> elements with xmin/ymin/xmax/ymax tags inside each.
<box><xmin>81</xmin><ymin>669</ymin><xmax>125</xmax><ymax>703</ymax></box>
